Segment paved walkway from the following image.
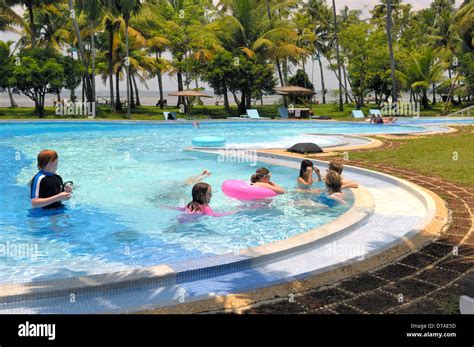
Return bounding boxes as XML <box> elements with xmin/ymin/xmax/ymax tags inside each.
<box><xmin>245</xmin><ymin>155</ymin><xmax>473</xmax><ymax>314</ymax></box>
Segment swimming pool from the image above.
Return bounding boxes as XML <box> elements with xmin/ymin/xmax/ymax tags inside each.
<box><xmin>0</xmin><ymin>121</ymin><xmax>361</xmax><ymax>284</ymax></box>
<box><xmin>1</xmin><ymin>118</ymin><xmax>471</xmax><ymax>284</ymax></box>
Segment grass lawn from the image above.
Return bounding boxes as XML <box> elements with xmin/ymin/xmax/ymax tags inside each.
<box><xmin>0</xmin><ymin>102</ymin><xmax>468</xmax><ymax>121</ymax></box>
<box><xmin>350</xmin><ymin>126</ymin><xmax>474</xmax><ymax>188</ymax></box>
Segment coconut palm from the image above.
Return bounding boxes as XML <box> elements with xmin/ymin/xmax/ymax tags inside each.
<box><xmin>452</xmin><ymin>0</ymin><xmax>473</xmax><ymax>52</ymax></box>
<box><xmin>76</xmin><ymin>0</ymin><xmax>106</xmax><ymax>115</ymax></box>
<box><xmin>330</xmin><ymin>0</ymin><xmax>343</xmax><ymax>111</ymax></box>
<box><xmin>67</xmin><ymin>0</ymin><xmax>94</xmax><ymax>103</ymax></box>
<box><xmin>112</xmin><ymin>0</ymin><xmax>142</xmax><ymax>118</ymax></box>
<box><xmin>396</xmin><ymin>47</ymin><xmax>447</xmax><ymax>109</ymax></box>
<box><xmin>0</xmin><ymin>0</ymin><xmax>24</xmax><ymax>33</ymax></box>
<box><xmin>5</xmin><ymin>0</ymin><xmax>54</xmax><ymax>47</ymax></box>
<box><xmin>102</xmin><ymin>15</ymin><xmax>122</xmax><ymax>112</ymax></box>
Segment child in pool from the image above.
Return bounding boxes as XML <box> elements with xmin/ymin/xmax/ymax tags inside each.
<box><xmin>327</xmin><ymin>161</ymin><xmax>359</xmax><ymax>189</ymax></box>
<box><xmin>250</xmin><ymin>167</ymin><xmax>285</xmax><ymax>194</ymax></box>
<box><xmin>296</xmin><ymin>159</ymin><xmax>323</xmax><ymax>190</ymax></box>
<box><xmin>30</xmin><ymin>150</ymin><xmax>72</xmax><ymax>209</ymax></box>
<box><xmin>184</xmin><ymin>182</ymin><xmax>234</xmax><ymax>217</ymax></box>
<box><xmin>315</xmin><ymin>170</ymin><xmax>347</xmax><ymax>206</ymax></box>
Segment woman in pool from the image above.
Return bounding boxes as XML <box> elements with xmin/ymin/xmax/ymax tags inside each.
<box><xmin>314</xmin><ymin>170</ymin><xmax>346</xmax><ymax>206</ymax></box>
<box><xmin>30</xmin><ymin>150</ymin><xmax>72</xmax><ymax>209</ymax></box>
<box><xmin>297</xmin><ymin>160</ymin><xmax>321</xmax><ymax>187</ymax></box>
<box><xmin>184</xmin><ymin>182</ymin><xmax>234</xmax><ymax>217</ymax></box>
<box><xmin>250</xmin><ymin>168</ymin><xmax>285</xmax><ymax>194</ymax></box>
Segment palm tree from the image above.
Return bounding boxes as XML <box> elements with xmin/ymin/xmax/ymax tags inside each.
<box><xmin>303</xmin><ymin>0</ymin><xmax>332</xmax><ymax>104</ymax></box>
<box><xmin>0</xmin><ymin>0</ymin><xmax>24</xmax><ymax>33</ymax></box>
<box><xmin>77</xmin><ymin>0</ymin><xmax>106</xmax><ymax>116</ymax></box>
<box><xmin>102</xmin><ymin>15</ymin><xmax>122</xmax><ymax>112</ymax></box>
<box><xmin>114</xmin><ymin>0</ymin><xmax>141</xmax><ymax>118</ymax></box>
<box><xmin>331</xmin><ymin>0</ymin><xmax>343</xmax><ymax>111</ymax></box>
<box><xmin>452</xmin><ymin>0</ymin><xmax>473</xmax><ymax>52</ymax></box>
<box><xmin>67</xmin><ymin>0</ymin><xmax>94</xmax><ymax>103</ymax></box>
<box><xmin>214</xmin><ymin>0</ymin><xmax>303</xmax><ymax>112</ymax></box>
<box><xmin>386</xmin><ymin>0</ymin><xmax>398</xmax><ymax>103</ymax></box>
<box><xmin>396</xmin><ymin>47</ymin><xmax>447</xmax><ymax>109</ymax></box>
<box><xmin>5</xmin><ymin>0</ymin><xmax>52</xmax><ymax>48</ymax></box>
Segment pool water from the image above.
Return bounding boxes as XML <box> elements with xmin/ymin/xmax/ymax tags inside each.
<box><xmin>0</xmin><ymin>121</ymin><xmax>361</xmax><ymax>284</ymax></box>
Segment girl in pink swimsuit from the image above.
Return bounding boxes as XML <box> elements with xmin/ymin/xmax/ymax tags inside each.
<box><xmin>183</xmin><ymin>182</ymin><xmax>234</xmax><ymax>217</ymax></box>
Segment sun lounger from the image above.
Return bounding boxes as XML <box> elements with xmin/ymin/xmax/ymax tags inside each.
<box><xmin>352</xmin><ymin>110</ymin><xmax>365</xmax><ymax>118</ymax></box>
<box><xmin>163</xmin><ymin>112</ymin><xmax>177</xmax><ymax>120</ymax></box>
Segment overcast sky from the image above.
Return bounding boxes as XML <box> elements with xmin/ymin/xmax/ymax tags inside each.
<box><xmin>0</xmin><ymin>0</ymin><xmax>462</xmax><ymax>93</ymax></box>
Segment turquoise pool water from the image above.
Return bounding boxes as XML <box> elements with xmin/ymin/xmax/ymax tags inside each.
<box><xmin>0</xmin><ymin>121</ymin><xmax>363</xmax><ymax>284</ymax></box>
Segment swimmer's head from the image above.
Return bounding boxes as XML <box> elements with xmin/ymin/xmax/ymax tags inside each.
<box><xmin>37</xmin><ymin>150</ymin><xmax>59</xmax><ymax>172</ymax></box>
<box><xmin>328</xmin><ymin>161</ymin><xmax>343</xmax><ymax>175</ymax></box>
<box><xmin>299</xmin><ymin>160</ymin><xmax>314</xmax><ymax>178</ymax></box>
<box><xmin>251</xmin><ymin>167</ymin><xmax>271</xmax><ymax>183</ymax></box>
<box><xmin>325</xmin><ymin>170</ymin><xmax>342</xmax><ymax>194</ymax></box>
<box><xmin>187</xmin><ymin>182</ymin><xmax>212</xmax><ymax>212</ymax></box>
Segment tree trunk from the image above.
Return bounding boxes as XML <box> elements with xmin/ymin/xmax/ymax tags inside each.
<box><xmin>223</xmin><ymin>85</ymin><xmax>230</xmax><ymax>111</ymax></box>
<box><xmin>125</xmin><ymin>19</ymin><xmax>131</xmax><ymax>118</ymax></box>
<box><xmin>331</xmin><ymin>0</ymin><xmax>343</xmax><ymax>111</ymax></box>
<box><xmin>70</xmin><ymin>88</ymin><xmax>76</xmax><ymax>102</ymax></box>
<box><xmin>91</xmin><ymin>21</ymin><xmax>96</xmax><ymax>117</ymax></box>
<box><xmin>82</xmin><ymin>75</ymin><xmax>85</xmax><ymax>103</ymax></box>
<box><xmin>386</xmin><ymin>0</ymin><xmax>398</xmax><ymax>103</ymax></box>
<box><xmin>238</xmin><ymin>91</ymin><xmax>247</xmax><ymax>115</ymax></box>
<box><xmin>68</xmin><ymin>0</ymin><xmax>93</xmax><ymax>103</ymax></box>
<box><xmin>7</xmin><ymin>87</ymin><xmax>17</xmax><ymax>107</ymax></box>
<box><xmin>422</xmin><ymin>90</ymin><xmax>429</xmax><ymax>109</ymax></box>
<box><xmin>108</xmin><ymin>28</ymin><xmax>115</xmax><ymax>112</ymax></box>
<box><xmin>27</xmin><ymin>4</ymin><xmax>36</xmax><ymax>48</ymax></box>
<box><xmin>177</xmin><ymin>67</ymin><xmax>184</xmax><ymax>107</ymax></box>
<box><xmin>432</xmin><ymin>82</ymin><xmax>436</xmax><ymax>104</ymax></box>
<box><xmin>132</xmin><ymin>74</ymin><xmax>140</xmax><ymax>106</ymax></box>
<box><xmin>343</xmin><ymin>64</ymin><xmax>349</xmax><ymax>104</ymax></box>
<box><xmin>317</xmin><ymin>53</ymin><xmax>326</xmax><ymax>104</ymax></box>
<box><xmin>115</xmin><ymin>70</ymin><xmax>122</xmax><ymax>112</ymax></box>
<box><xmin>129</xmin><ymin>71</ymin><xmax>135</xmax><ymax>109</ymax></box>
<box><xmin>155</xmin><ymin>51</ymin><xmax>164</xmax><ymax>108</ymax></box>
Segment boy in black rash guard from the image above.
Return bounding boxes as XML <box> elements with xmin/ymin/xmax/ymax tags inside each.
<box><xmin>30</xmin><ymin>150</ymin><xmax>72</xmax><ymax>209</ymax></box>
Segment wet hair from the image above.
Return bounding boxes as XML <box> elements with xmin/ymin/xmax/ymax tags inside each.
<box><xmin>186</xmin><ymin>182</ymin><xmax>211</xmax><ymax>212</ymax></box>
<box><xmin>328</xmin><ymin>161</ymin><xmax>343</xmax><ymax>175</ymax></box>
<box><xmin>251</xmin><ymin>167</ymin><xmax>270</xmax><ymax>183</ymax></box>
<box><xmin>299</xmin><ymin>160</ymin><xmax>314</xmax><ymax>178</ymax></box>
<box><xmin>37</xmin><ymin>150</ymin><xmax>58</xmax><ymax>170</ymax></box>
<box><xmin>325</xmin><ymin>170</ymin><xmax>342</xmax><ymax>194</ymax></box>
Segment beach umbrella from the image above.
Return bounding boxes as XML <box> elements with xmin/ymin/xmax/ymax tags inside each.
<box><xmin>274</xmin><ymin>86</ymin><xmax>315</xmax><ymax>106</ymax></box>
<box><xmin>168</xmin><ymin>90</ymin><xmax>212</xmax><ymax>114</ymax></box>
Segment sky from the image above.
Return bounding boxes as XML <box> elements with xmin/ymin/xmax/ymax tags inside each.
<box><xmin>0</xmin><ymin>0</ymin><xmax>462</xmax><ymax>94</ymax></box>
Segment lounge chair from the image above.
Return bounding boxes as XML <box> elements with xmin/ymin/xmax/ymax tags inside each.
<box><xmin>227</xmin><ymin>109</ymin><xmax>269</xmax><ymax>120</ymax></box>
<box><xmin>246</xmin><ymin>109</ymin><xmax>268</xmax><ymax>119</ymax></box>
<box><xmin>278</xmin><ymin>107</ymin><xmax>289</xmax><ymax>119</ymax></box>
<box><xmin>163</xmin><ymin>111</ymin><xmax>177</xmax><ymax>121</ymax></box>
<box><xmin>352</xmin><ymin>110</ymin><xmax>365</xmax><ymax>118</ymax></box>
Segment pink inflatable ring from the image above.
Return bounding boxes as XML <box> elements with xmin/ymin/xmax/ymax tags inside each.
<box><xmin>222</xmin><ymin>180</ymin><xmax>277</xmax><ymax>200</ymax></box>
